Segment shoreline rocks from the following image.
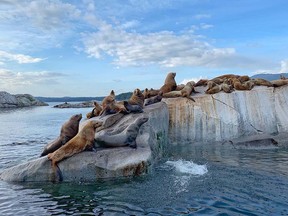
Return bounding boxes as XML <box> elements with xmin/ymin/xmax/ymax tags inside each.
<box><xmin>0</xmin><ymin>102</ymin><xmax>169</xmax><ymax>182</ymax></box>
<box><xmin>53</xmin><ymin>101</ymin><xmax>95</xmax><ymax>108</ymax></box>
<box><xmin>0</xmin><ymin>91</ymin><xmax>48</xmax><ymax>108</ymax></box>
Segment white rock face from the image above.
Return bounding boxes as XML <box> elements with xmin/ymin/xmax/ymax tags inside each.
<box><xmin>164</xmin><ymin>85</ymin><xmax>288</xmax><ymax>144</ymax></box>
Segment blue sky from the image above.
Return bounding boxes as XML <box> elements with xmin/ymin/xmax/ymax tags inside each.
<box><xmin>0</xmin><ymin>0</ymin><xmax>288</xmax><ymax>97</ymax></box>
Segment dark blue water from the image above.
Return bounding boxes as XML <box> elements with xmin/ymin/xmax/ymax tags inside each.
<box><xmin>0</xmin><ymin>104</ymin><xmax>288</xmax><ymax>216</ymax></box>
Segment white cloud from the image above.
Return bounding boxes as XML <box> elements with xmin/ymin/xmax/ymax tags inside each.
<box><xmin>0</xmin><ymin>50</ymin><xmax>44</xmax><ymax>64</ymax></box>
<box><xmin>0</xmin><ymin>69</ymin><xmax>65</xmax><ymax>90</ymax></box>
<box><xmin>81</xmin><ymin>19</ymin><xmax>235</xmax><ymax>68</ymax></box>
<box><xmin>193</xmin><ymin>14</ymin><xmax>211</xmax><ymax>20</ymax></box>
<box><xmin>280</xmin><ymin>60</ymin><xmax>288</xmax><ymax>73</ymax></box>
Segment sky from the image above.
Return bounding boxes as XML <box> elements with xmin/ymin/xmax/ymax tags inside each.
<box><xmin>0</xmin><ymin>0</ymin><xmax>288</xmax><ymax>97</ymax></box>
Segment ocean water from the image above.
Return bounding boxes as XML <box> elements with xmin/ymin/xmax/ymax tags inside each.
<box><xmin>0</xmin><ymin>104</ymin><xmax>288</xmax><ymax>215</ymax></box>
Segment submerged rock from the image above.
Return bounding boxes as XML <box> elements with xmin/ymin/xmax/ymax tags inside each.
<box><xmin>0</xmin><ymin>91</ymin><xmax>48</xmax><ymax>108</ymax></box>
<box><xmin>0</xmin><ymin>102</ymin><xmax>169</xmax><ymax>182</ymax></box>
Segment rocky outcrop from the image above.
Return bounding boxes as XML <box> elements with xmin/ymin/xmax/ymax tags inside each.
<box><xmin>53</xmin><ymin>101</ymin><xmax>94</xmax><ymax>108</ymax></box>
<box><xmin>164</xmin><ymin>85</ymin><xmax>288</xmax><ymax>144</ymax></box>
<box><xmin>0</xmin><ymin>102</ymin><xmax>169</xmax><ymax>182</ymax></box>
<box><xmin>0</xmin><ymin>91</ymin><xmax>48</xmax><ymax>108</ymax></box>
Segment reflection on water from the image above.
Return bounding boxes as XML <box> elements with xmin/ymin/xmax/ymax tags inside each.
<box><xmin>0</xmin><ymin>105</ymin><xmax>288</xmax><ymax>215</ymax></box>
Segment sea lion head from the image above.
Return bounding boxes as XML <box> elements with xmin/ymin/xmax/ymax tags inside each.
<box><xmin>71</xmin><ymin>113</ymin><xmax>82</xmax><ymax>122</ymax></box>
<box><xmin>110</xmin><ymin>90</ymin><xmax>115</xmax><ymax>97</ymax></box>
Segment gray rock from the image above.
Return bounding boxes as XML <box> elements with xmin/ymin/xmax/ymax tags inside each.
<box><xmin>0</xmin><ymin>102</ymin><xmax>169</xmax><ymax>182</ymax></box>
<box><xmin>0</xmin><ymin>91</ymin><xmax>47</xmax><ymax>108</ymax></box>
<box><xmin>53</xmin><ymin>101</ymin><xmax>94</xmax><ymax>108</ymax></box>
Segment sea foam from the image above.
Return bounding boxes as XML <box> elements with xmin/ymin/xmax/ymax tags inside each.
<box><xmin>166</xmin><ymin>160</ymin><xmax>208</xmax><ymax>176</ymax></box>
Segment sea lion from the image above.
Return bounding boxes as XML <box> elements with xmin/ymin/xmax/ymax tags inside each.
<box><xmin>124</xmin><ymin>101</ymin><xmax>144</xmax><ymax>113</ymax></box>
<box><xmin>221</xmin><ymin>83</ymin><xmax>234</xmax><ymax>93</ymax></box>
<box><xmin>232</xmin><ymin>78</ymin><xmax>252</xmax><ymax>91</ymax></box>
<box><xmin>95</xmin><ymin>116</ymin><xmax>149</xmax><ymax>149</ymax></box>
<box><xmin>47</xmin><ymin>120</ymin><xmax>103</xmax><ymax>182</ymax></box>
<box><xmin>143</xmin><ymin>88</ymin><xmax>150</xmax><ymax>99</ymax></box>
<box><xmin>195</xmin><ymin>79</ymin><xmax>208</xmax><ymax>87</ymax></box>
<box><xmin>251</xmin><ymin>78</ymin><xmax>273</xmax><ymax>87</ymax></box>
<box><xmin>238</xmin><ymin>75</ymin><xmax>250</xmax><ymax>83</ymax></box>
<box><xmin>181</xmin><ymin>81</ymin><xmax>195</xmax><ymax>98</ymax></box>
<box><xmin>210</xmin><ymin>77</ymin><xmax>224</xmax><ymax>85</ymax></box>
<box><xmin>205</xmin><ymin>81</ymin><xmax>217</xmax><ymax>93</ymax></box>
<box><xmin>101</xmin><ymin>90</ymin><xmax>115</xmax><ymax>109</ymax></box>
<box><xmin>40</xmin><ymin>114</ymin><xmax>82</xmax><ymax>157</ymax></box>
<box><xmin>159</xmin><ymin>72</ymin><xmax>177</xmax><ymax>93</ymax></box>
<box><xmin>175</xmin><ymin>84</ymin><xmax>185</xmax><ymax>91</ymax></box>
<box><xmin>86</xmin><ymin>101</ymin><xmax>102</xmax><ymax>119</ymax></box>
<box><xmin>213</xmin><ymin>74</ymin><xmax>240</xmax><ymax>80</ymax></box>
<box><xmin>128</xmin><ymin>88</ymin><xmax>145</xmax><ymax>108</ymax></box>
<box><xmin>163</xmin><ymin>90</ymin><xmax>182</xmax><ymax>98</ymax></box>
<box><xmin>271</xmin><ymin>79</ymin><xmax>288</xmax><ymax>87</ymax></box>
<box><xmin>205</xmin><ymin>84</ymin><xmax>222</xmax><ymax>94</ymax></box>
<box><xmin>147</xmin><ymin>88</ymin><xmax>161</xmax><ymax>98</ymax></box>
<box><xmin>100</xmin><ymin>101</ymin><xmax>128</xmax><ymax>117</ymax></box>
<box><xmin>144</xmin><ymin>91</ymin><xmax>163</xmax><ymax>106</ymax></box>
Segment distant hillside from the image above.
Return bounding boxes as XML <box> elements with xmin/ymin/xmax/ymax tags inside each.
<box><xmin>36</xmin><ymin>91</ymin><xmax>133</xmax><ymax>102</ymax></box>
<box><xmin>251</xmin><ymin>73</ymin><xmax>288</xmax><ymax>81</ymax></box>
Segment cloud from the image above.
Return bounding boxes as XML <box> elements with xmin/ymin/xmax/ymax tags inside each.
<box><xmin>180</xmin><ymin>76</ymin><xmax>208</xmax><ymax>85</ymax></box>
<box><xmin>0</xmin><ymin>69</ymin><xmax>65</xmax><ymax>90</ymax></box>
<box><xmin>0</xmin><ymin>50</ymin><xmax>44</xmax><ymax>64</ymax></box>
<box><xmin>81</xmin><ymin>19</ymin><xmax>236</xmax><ymax>68</ymax></box>
<box><xmin>193</xmin><ymin>14</ymin><xmax>211</xmax><ymax>20</ymax></box>
<box><xmin>280</xmin><ymin>60</ymin><xmax>288</xmax><ymax>73</ymax></box>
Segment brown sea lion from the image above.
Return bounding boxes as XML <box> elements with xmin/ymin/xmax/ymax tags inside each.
<box><xmin>86</xmin><ymin>101</ymin><xmax>102</xmax><ymax>119</ymax></box>
<box><xmin>163</xmin><ymin>90</ymin><xmax>182</xmax><ymax>98</ymax></box>
<box><xmin>195</xmin><ymin>79</ymin><xmax>208</xmax><ymax>87</ymax></box>
<box><xmin>47</xmin><ymin>120</ymin><xmax>103</xmax><ymax>182</ymax></box>
<box><xmin>148</xmin><ymin>88</ymin><xmax>161</xmax><ymax>97</ymax></box>
<box><xmin>213</xmin><ymin>74</ymin><xmax>240</xmax><ymax>80</ymax></box>
<box><xmin>251</xmin><ymin>78</ymin><xmax>273</xmax><ymax>87</ymax></box>
<box><xmin>221</xmin><ymin>83</ymin><xmax>234</xmax><ymax>93</ymax></box>
<box><xmin>143</xmin><ymin>88</ymin><xmax>150</xmax><ymax>99</ymax></box>
<box><xmin>100</xmin><ymin>101</ymin><xmax>128</xmax><ymax>117</ymax></box>
<box><xmin>101</xmin><ymin>90</ymin><xmax>115</xmax><ymax>109</ymax></box>
<box><xmin>232</xmin><ymin>78</ymin><xmax>254</xmax><ymax>91</ymax></box>
<box><xmin>238</xmin><ymin>75</ymin><xmax>250</xmax><ymax>83</ymax></box>
<box><xmin>205</xmin><ymin>84</ymin><xmax>222</xmax><ymax>94</ymax></box>
<box><xmin>144</xmin><ymin>91</ymin><xmax>163</xmax><ymax>106</ymax></box>
<box><xmin>175</xmin><ymin>84</ymin><xmax>185</xmax><ymax>91</ymax></box>
<box><xmin>128</xmin><ymin>88</ymin><xmax>145</xmax><ymax>108</ymax></box>
<box><xmin>271</xmin><ymin>79</ymin><xmax>288</xmax><ymax>87</ymax></box>
<box><xmin>40</xmin><ymin>114</ymin><xmax>82</xmax><ymax>157</ymax></box>
<box><xmin>205</xmin><ymin>81</ymin><xmax>217</xmax><ymax>93</ymax></box>
<box><xmin>181</xmin><ymin>81</ymin><xmax>196</xmax><ymax>100</ymax></box>
<box><xmin>159</xmin><ymin>72</ymin><xmax>177</xmax><ymax>93</ymax></box>
<box><xmin>210</xmin><ymin>77</ymin><xmax>224</xmax><ymax>85</ymax></box>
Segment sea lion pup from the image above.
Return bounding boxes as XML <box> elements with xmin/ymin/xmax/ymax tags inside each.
<box><xmin>95</xmin><ymin>116</ymin><xmax>148</xmax><ymax>149</ymax></box>
<box><xmin>86</xmin><ymin>101</ymin><xmax>102</xmax><ymax>119</ymax></box>
<box><xmin>271</xmin><ymin>79</ymin><xmax>288</xmax><ymax>87</ymax></box>
<box><xmin>251</xmin><ymin>78</ymin><xmax>273</xmax><ymax>87</ymax></box>
<box><xmin>159</xmin><ymin>72</ymin><xmax>177</xmax><ymax>93</ymax></box>
<box><xmin>47</xmin><ymin>120</ymin><xmax>103</xmax><ymax>182</ymax></box>
<box><xmin>205</xmin><ymin>84</ymin><xmax>222</xmax><ymax>94</ymax></box>
<box><xmin>128</xmin><ymin>88</ymin><xmax>145</xmax><ymax>108</ymax></box>
<box><xmin>195</xmin><ymin>79</ymin><xmax>208</xmax><ymax>87</ymax></box>
<box><xmin>124</xmin><ymin>101</ymin><xmax>143</xmax><ymax>113</ymax></box>
<box><xmin>144</xmin><ymin>91</ymin><xmax>163</xmax><ymax>106</ymax></box>
<box><xmin>40</xmin><ymin>114</ymin><xmax>82</xmax><ymax>157</ymax></box>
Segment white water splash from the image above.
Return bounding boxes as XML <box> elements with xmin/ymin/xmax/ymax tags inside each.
<box><xmin>166</xmin><ymin>160</ymin><xmax>208</xmax><ymax>176</ymax></box>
